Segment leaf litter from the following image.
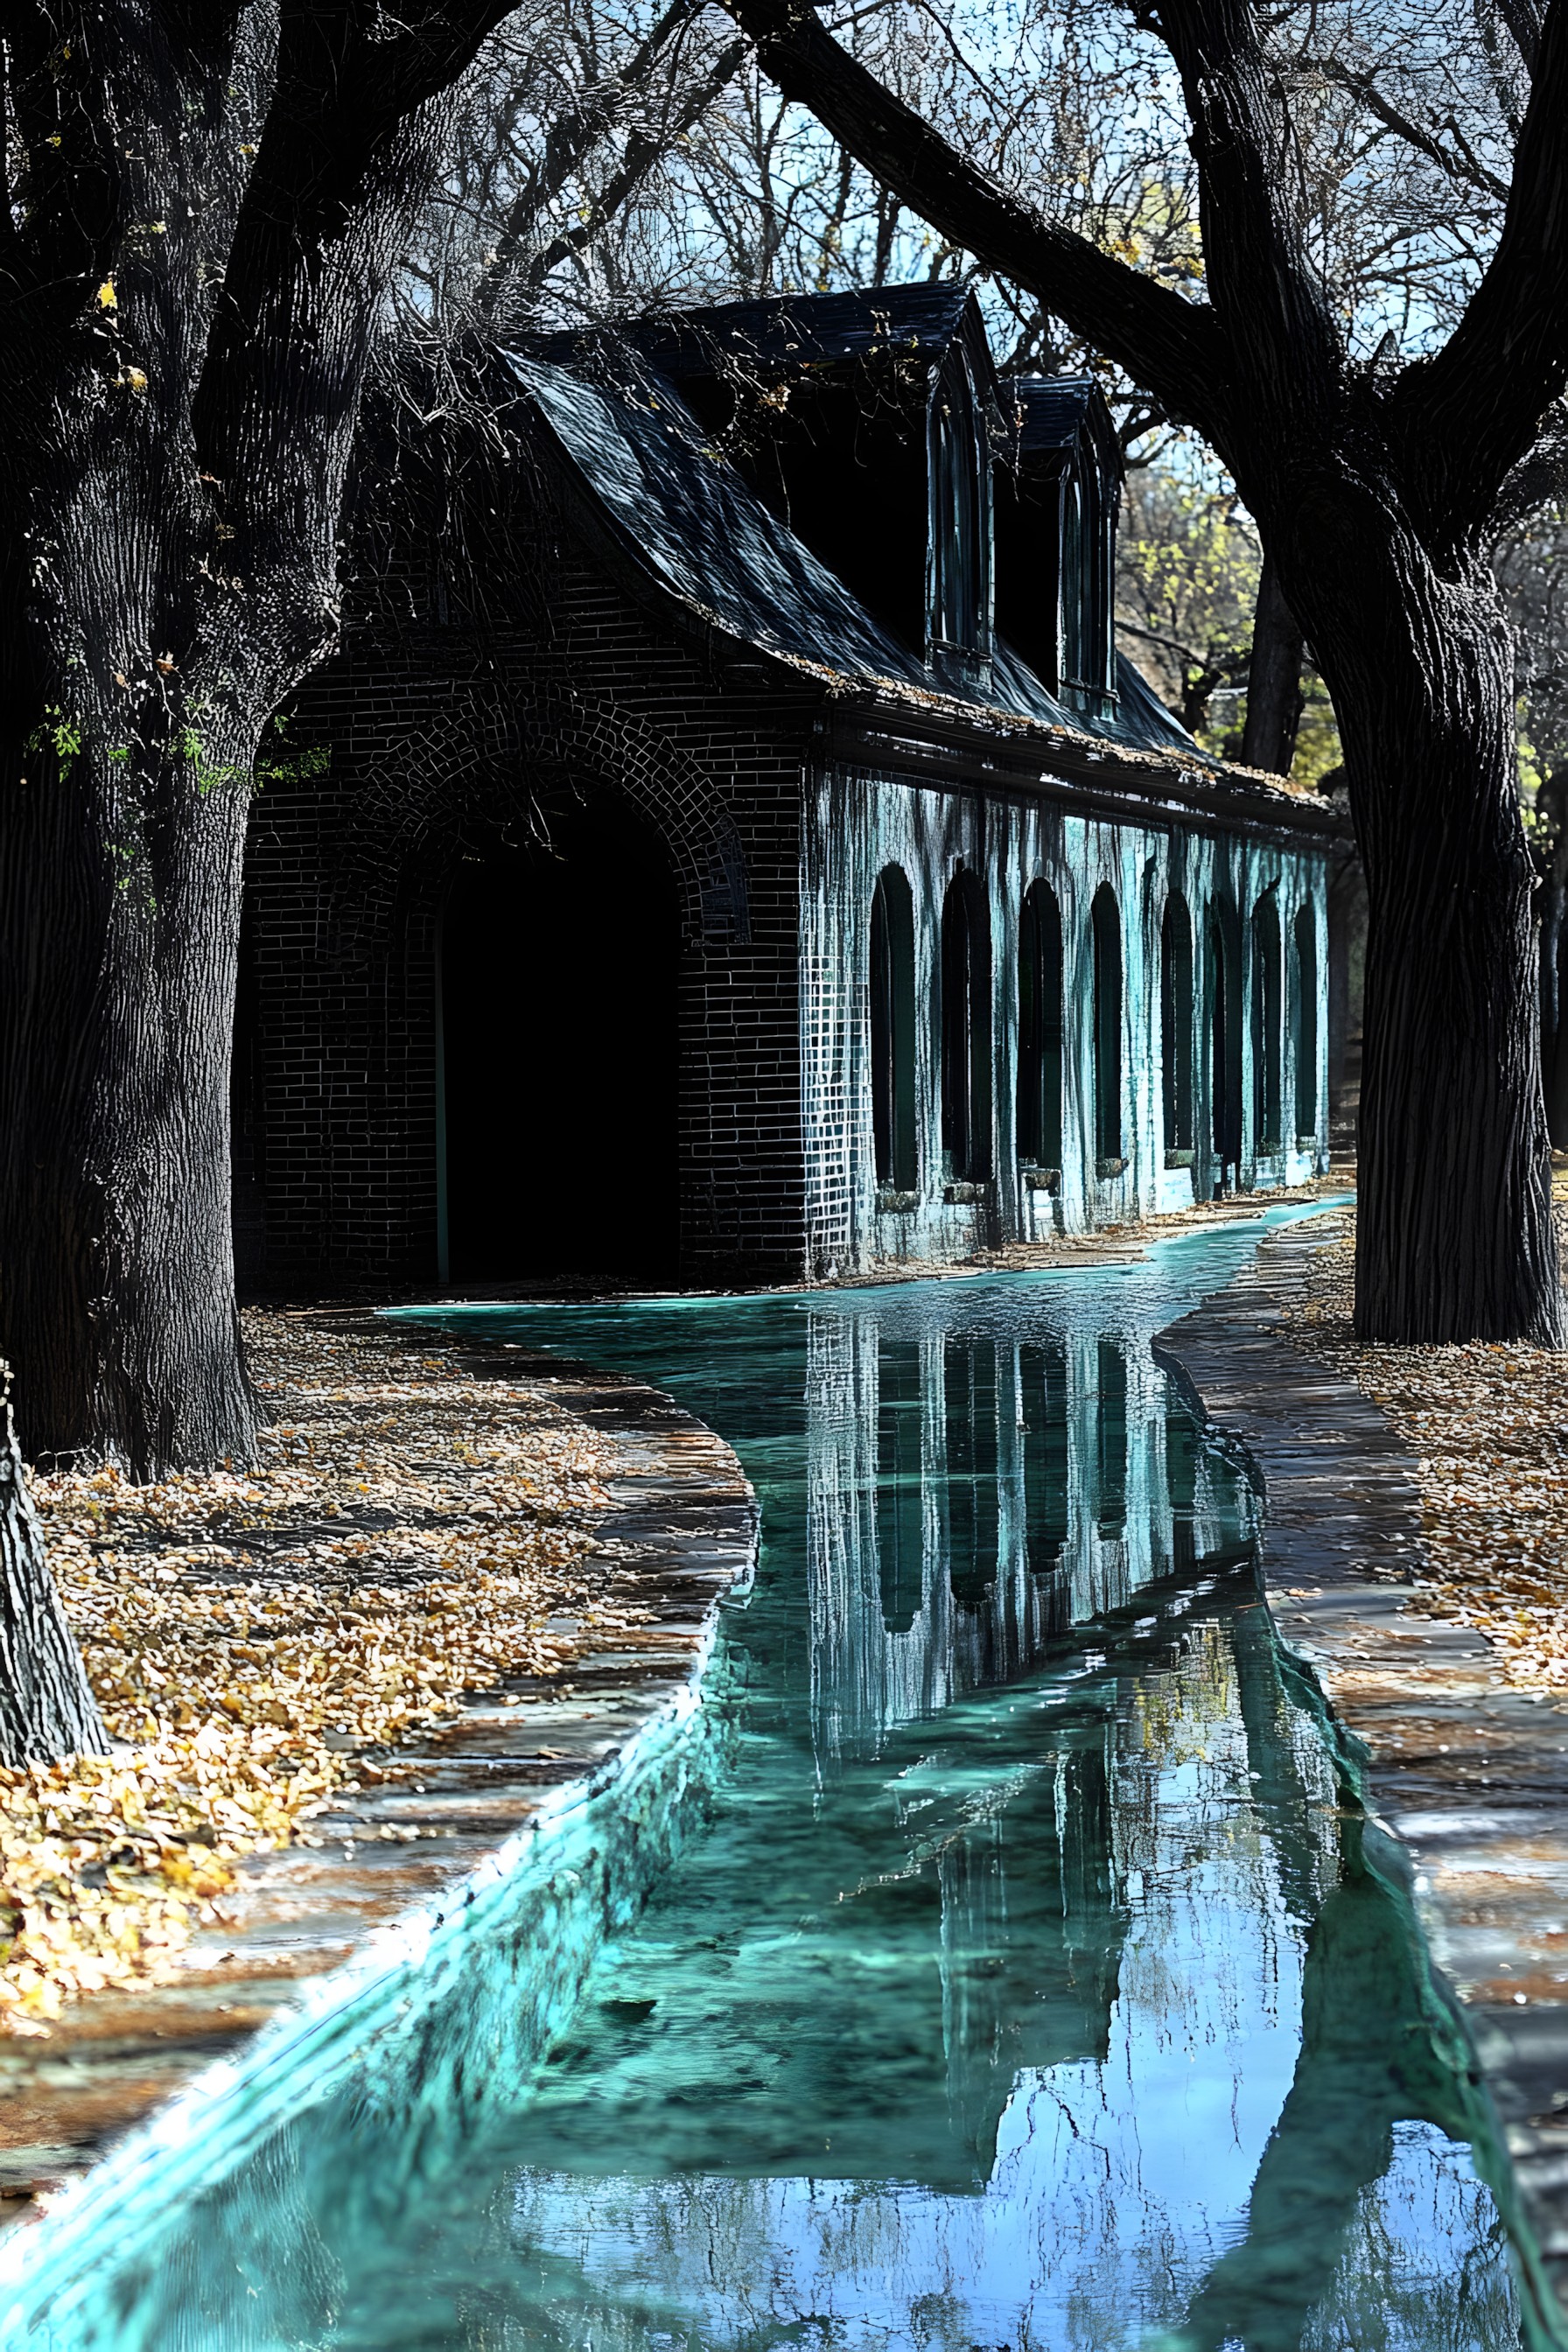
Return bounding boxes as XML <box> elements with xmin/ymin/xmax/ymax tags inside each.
<box><xmin>0</xmin><ymin>1312</ymin><xmax>625</xmax><ymax>2031</ymax></box>
<box><xmin>1282</xmin><ymin>1208</ymin><xmax>1568</xmax><ymax>1700</ymax></box>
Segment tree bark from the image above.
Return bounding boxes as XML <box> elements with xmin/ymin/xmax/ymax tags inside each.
<box><xmin>1271</xmin><ymin>507</ymin><xmax>1563</xmax><ymax>1343</ymax></box>
<box><xmin>0</xmin><ymin>4</ymin><xmax>519</xmax><ymax>1475</ymax></box>
<box><xmin>0</xmin><ymin>707</ymin><xmax>257</xmax><ymax>1473</ymax></box>
<box><xmin>1240</xmin><ymin>552</ymin><xmax>1305</xmax><ymax>775</ymax></box>
<box><xmin>0</xmin><ymin>1365</ymin><xmax>104</xmax><ymax>1764</ymax></box>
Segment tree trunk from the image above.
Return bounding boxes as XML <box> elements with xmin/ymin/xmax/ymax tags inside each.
<box><xmin>1288</xmin><ymin>528</ymin><xmax>1563</xmax><ymax>1344</ymax></box>
<box><xmin>1240</xmin><ymin>552</ymin><xmax>1305</xmax><ymax>775</ymax></box>
<box><xmin>0</xmin><ymin>700</ymin><xmax>258</xmax><ymax>1474</ymax></box>
<box><xmin>0</xmin><ymin>1364</ymin><xmax>105</xmax><ymax>1763</ymax></box>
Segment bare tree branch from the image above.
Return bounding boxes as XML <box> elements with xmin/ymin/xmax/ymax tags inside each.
<box><xmin>718</xmin><ymin>0</ymin><xmax>1230</xmax><ymax>434</ymax></box>
<box><xmin>1391</xmin><ymin>0</ymin><xmax>1568</xmax><ymax>536</ymax></box>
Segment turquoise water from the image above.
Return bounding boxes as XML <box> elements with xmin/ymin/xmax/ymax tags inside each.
<box><xmin>9</xmin><ymin>1210</ymin><xmax>1536</xmax><ymax>2349</ymax></box>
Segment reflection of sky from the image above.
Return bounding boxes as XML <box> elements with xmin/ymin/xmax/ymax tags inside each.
<box><xmin>498</xmin><ymin>1644</ymin><xmax>1312</xmax><ymax>2351</ymax></box>
<box><xmin>497</xmin><ymin>1766</ymin><xmax>1511</xmax><ymax>2352</ymax></box>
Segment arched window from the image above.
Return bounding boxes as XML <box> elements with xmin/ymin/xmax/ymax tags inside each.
<box><xmin>1294</xmin><ymin>903</ymin><xmax>1320</xmax><ymax>1143</ymax></box>
<box><xmin>1160</xmin><ymin>892</ymin><xmax>1194</xmax><ymax>1156</ymax></box>
<box><xmin>1090</xmin><ymin>884</ymin><xmax>1123</xmax><ymax>1167</ymax></box>
<box><xmin>870</xmin><ymin>866</ymin><xmax>916</xmax><ymax>1191</ymax></box>
<box><xmin>1251</xmin><ymin>890</ymin><xmax>1284</xmax><ymax>1152</ymax></box>
<box><xmin>940</xmin><ymin>872</ymin><xmax>992</xmax><ymax>1182</ymax></box>
<box><xmin>1208</xmin><ymin>901</ymin><xmax>1242</xmax><ymax>1179</ymax></box>
<box><xmin>1017</xmin><ymin>879</ymin><xmax>1063</xmax><ymax>1172</ymax></box>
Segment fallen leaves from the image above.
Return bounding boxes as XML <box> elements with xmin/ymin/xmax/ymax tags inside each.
<box><xmin>0</xmin><ymin>1312</ymin><xmax>622</xmax><ymax>2031</ymax></box>
<box><xmin>1283</xmin><ymin>1219</ymin><xmax>1568</xmax><ymax>1698</ymax></box>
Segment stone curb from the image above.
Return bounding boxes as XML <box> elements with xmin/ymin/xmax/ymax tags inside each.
<box><xmin>0</xmin><ymin>1324</ymin><xmax>758</xmax><ymax>2222</ymax></box>
<box><xmin>1158</xmin><ymin>1219</ymin><xmax>1568</xmax><ymax>2330</ymax></box>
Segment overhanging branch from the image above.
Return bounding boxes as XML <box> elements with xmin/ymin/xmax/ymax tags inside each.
<box><xmin>1391</xmin><ymin>0</ymin><xmax>1568</xmax><ymax>536</ymax></box>
<box><xmin>718</xmin><ymin>0</ymin><xmax>1231</xmax><ymax>439</ymax></box>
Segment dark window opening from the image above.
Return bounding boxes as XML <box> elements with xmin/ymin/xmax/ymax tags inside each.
<box><xmin>439</xmin><ymin>799</ymin><xmax>681</xmax><ymax>1287</ymax></box>
<box><xmin>1208</xmin><ymin>904</ymin><xmax>1242</xmax><ymax>1180</ymax></box>
<box><xmin>1161</xmin><ymin>892</ymin><xmax>1194</xmax><ymax>1155</ymax></box>
<box><xmin>1020</xmin><ymin>1340</ymin><xmax>1069</xmax><ymax>1578</ymax></box>
<box><xmin>1061</xmin><ymin>465</ymin><xmax>1086</xmax><ymax>688</ymax></box>
<box><xmin>877</xmin><ymin>1336</ymin><xmax>925</xmax><ymax>1634</ymax></box>
<box><xmin>945</xmin><ymin>1339</ymin><xmax>999</xmax><ymax>1611</ymax></box>
<box><xmin>993</xmin><ymin>463</ymin><xmax>1061</xmax><ymax>692</ymax></box>
<box><xmin>927</xmin><ymin>346</ymin><xmax>992</xmax><ymax>682</ymax></box>
<box><xmin>1060</xmin><ymin>448</ymin><xmax>1116</xmax><ymax>704</ymax></box>
<box><xmin>662</xmin><ymin>347</ymin><xmax>930</xmax><ymax>657</ymax></box>
<box><xmin>1095</xmin><ymin>1340</ymin><xmax>1127</xmax><ymax>1541</ymax></box>
<box><xmin>1091</xmin><ymin>884</ymin><xmax>1123</xmax><ymax>1165</ymax></box>
<box><xmin>1017</xmin><ymin>879</ymin><xmax>1064</xmax><ymax>1171</ymax></box>
<box><xmin>940</xmin><ymin>872</ymin><xmax>992</xmax><ymax>1182</ymax></box>
<box><xmin>1294</xmin><ymin>903</ymin><xmax>1320</xmax><ymax>1141</ymax></box>
<box><xmin>1252</xmin><ymin>890</ymin><xmax>1284</xmax><ymax>1152</ymax></box>
<box><xmin>870</xmin><ymin>865</ymin><xmax>917</xmax><ymax>1191</ymax></box>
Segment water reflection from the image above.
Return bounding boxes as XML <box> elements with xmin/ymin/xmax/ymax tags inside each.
<box><xmin>806</xmin><ymin>1311</ymin><xmax>1251</xmax><ymax>1763</ymax></box>
<box><xmin>8</xmin><ymin>1222</ymin><xmax>1535</xmax><ymax>2352</ymax></box>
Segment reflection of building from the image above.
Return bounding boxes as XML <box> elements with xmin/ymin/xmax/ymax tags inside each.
<box><xmin>807</xmin><ymin>1304</ymin><xmax>1256</xmax><ymax>1760</ymax></box>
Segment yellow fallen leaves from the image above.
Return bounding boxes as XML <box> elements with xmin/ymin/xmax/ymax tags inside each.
<box><xmin>1285</xmin><ymin>1224</ymin><xmax>1568</xmax><ymax>1695</ymax></box>
<box><xmin>0</xmin><ymin>1312</ymin><xmax>621</xmax><ymax>2033</ymax></box>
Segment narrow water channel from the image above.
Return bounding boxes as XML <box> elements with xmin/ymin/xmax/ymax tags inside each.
<box><xmin>18</xmin><ymin>1211</ymin><xmax>1535</xmax><ymax>2350</ymax></box>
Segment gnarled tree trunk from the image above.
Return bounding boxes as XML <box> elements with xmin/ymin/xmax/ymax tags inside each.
<box><xmin>1276</xmin><ymin>509</ymin><xmax>1562</xmax><ymax>1343</ymax></box>
<box><xmin>0</xmin><ymin>704</ymin><xmax>257</xmax><ymax>1473</ymax></box>
<box><xmin>0</xmin><ymin>1366</ymin><xmax>104</xmax><ymax>1764</ymax></box>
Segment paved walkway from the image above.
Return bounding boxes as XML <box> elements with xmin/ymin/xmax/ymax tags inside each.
<box><xmin>1161</xmin><ymin>1224</ymin><xmax>1568</xmax><ymax>2335</ymax></box>
<box><xmin>0</xmin><ymin>1331</ymin><xmax>758</xmax><ymax>2220</ymax></box>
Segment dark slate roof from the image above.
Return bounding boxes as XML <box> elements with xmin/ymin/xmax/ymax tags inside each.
<box><xmin>509</xmin><ymin>352</ymin><xmax>930</xmax><ymax>685</ymax></box>
<box><xmin>1011</xmin><ymin>375</ymin><xmax>1096</xmax><ymax>453</ymax></box>
<box><xmin>543</xmin><ymin>282</ymin><xmax>979</xmax><ymax>378</ymax></box>
<box><xmin>503</xmin><ymin>336</ymin><xmax>1206</xmax><ymax>764</ymax></box>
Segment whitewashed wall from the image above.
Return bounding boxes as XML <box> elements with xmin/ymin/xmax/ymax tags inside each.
<box><xmin>801</xmin><ymin>763</ymin><xmax>1331</xmax><ymax>1277</ymax></box>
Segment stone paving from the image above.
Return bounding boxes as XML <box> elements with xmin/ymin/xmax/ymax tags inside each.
<box><xmin>1161</xmin><ymin>1222</ymin><xmax>1568</xmax><ymax>2333</ymax></box>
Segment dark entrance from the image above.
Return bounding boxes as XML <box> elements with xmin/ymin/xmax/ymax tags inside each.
<box><xmin>439</xmin><ymin>797</ymin><xmax>682</xmax><ymax>1287</ymax></box>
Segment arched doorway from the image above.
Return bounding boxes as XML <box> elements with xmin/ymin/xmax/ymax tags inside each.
<box><xmin>1208</xmin><ymin>900</ymin><xmax>1243</xmax><ymax>1185</ymax></box>
<box><xmin>438</xmin><ymin>797</ymin><xmax>682</xmax><ymax>1286</ymax></box>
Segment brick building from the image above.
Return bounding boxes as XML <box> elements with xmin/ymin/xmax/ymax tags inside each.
<box><xmin>237</xmin><ymin>284</ymin><xmax>1339</xmax><ymax>1295</ymax></box>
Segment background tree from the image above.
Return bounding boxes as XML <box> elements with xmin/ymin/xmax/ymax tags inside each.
<box><xmin>0</xmin><ymin>4</ymin><xmax>526</xmax><ymax>1480</ymax></box>
<box><xmin>716</xmin><ymin>0</ymin><xmax>1568</xmax><ymax>1346</ymax></box>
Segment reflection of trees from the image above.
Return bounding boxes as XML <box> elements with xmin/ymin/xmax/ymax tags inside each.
<box><xmin>1171</xmin><ymin>1614</ymin><xmax>1511</xmax><ymax>2352</ymax></box>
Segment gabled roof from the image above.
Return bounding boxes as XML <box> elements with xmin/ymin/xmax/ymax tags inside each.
<box><xmin>510</xmin><ymin>352</ymin><xmax>932</xmax><ymax>689</ymax></box>
<box><xmin>500</xmin><ymin>296</ymin><xmax>1322</xmax><ymax>814</ymax></box>
<box><xmin>545</xmin><ymin>281</ymin><xmax>981</xmax><ymax>378</ymax></box>
<box><xmin>504</xmin><ymin>343</ymin><xmax>1208</xmax><ymax>760</ymax></box>
<box><xmin>1008</xmin><ymin>374</ymin><xmax>1124</xmax><ymax>480</ymax></box>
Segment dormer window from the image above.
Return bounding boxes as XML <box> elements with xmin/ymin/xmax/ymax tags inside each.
<box><xmin>926</xmin><ymin>344</ymin><xmax>992</xmax><ymax>691</ymax></box>
<box><xmin>1060</xmin><ymin>443</ymin><xmax>1115</xmax><ymax>704</ymax></box>
<box><xmin>995</xmin><ymin>378</ymin><xmax>1122</xmax><ymax>720</ymax></box>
